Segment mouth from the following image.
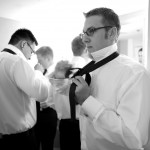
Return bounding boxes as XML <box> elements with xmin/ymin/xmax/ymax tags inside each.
<box><xmin>87</xmin><ymin>46</ymin><xmax>92</xmax><ymax>49</ymax></box>
<box><xmin>87</xmin><ymin>45</ymin><xmax>92</xmax><ymax>48</ymax></box>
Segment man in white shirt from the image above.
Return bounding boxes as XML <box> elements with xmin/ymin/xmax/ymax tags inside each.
<box><xmin>34</xmin><ymin>46</ymin><xmax>58</xmax><ymax>150</ymax></box>
<box><xmin>71</xmin><ymin>35</ymin><xmax>91</xmax><ymax>68</ymax></box>
<box><xmin>0</xmin><ymin>28</ymin><xmax>50</xmax><ymax>150</ymax></box>
<box><xmin>51</xmin><ymin>36</ymin><xmax>89</xmax><ymax>150</ymax></box>
<box><xmin>72</xmin><ymin>7</ymin><xmax>150</xmax><ymax>150</ymax></box>
<box><xmin>58</xmin><ymin>36</ymin><xmax>87</xmax><ymax>150</ymax></box>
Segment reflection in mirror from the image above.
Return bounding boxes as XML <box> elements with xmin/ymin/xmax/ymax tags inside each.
<box><xmin>118</xmin><ymin>10</ymin><xmax>145</xmax><ymax>65</ymax></box>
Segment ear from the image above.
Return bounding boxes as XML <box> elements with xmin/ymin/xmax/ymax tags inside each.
<box><xmin>108</xmin><ymin>27</ymin><xmax>117</xmax><ymax>40</ymax></box>
<box><xmin>48</xmin><ymin>56</ymin><xmax>53</xmax><ymax>62</ymax></box>
<box><xmin>20</xmin><ymin>40</ymin><xmax>26</xmax><ymax>49</ymax></box>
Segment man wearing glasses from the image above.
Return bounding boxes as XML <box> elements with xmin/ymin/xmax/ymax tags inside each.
<box><xmin>21</xmin><ymin>40</ymin><xmax>35</xmax><ymax>59</ymax></box>
<box><xmin>27</xmin><ymin>42</ymin><xmax>35</xmax><ymax>54</ymax></box>
<box><xmin>72</xmin><ymin>7</ymin><xmax>150</xmax><ymax>150</ymax></box>
<box><xmin>0</xmin><ymin>28</ymin><xmax>50</xmax><ymax>150</ymax></box>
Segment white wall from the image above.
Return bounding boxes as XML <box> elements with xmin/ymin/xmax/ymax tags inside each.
<box><xmin>0</xmin><ymin>17</ymin><xmax>21</xmax><ymax>51</ymax></box>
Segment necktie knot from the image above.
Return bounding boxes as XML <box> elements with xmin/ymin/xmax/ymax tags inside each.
<box><xmin>43</xmin><ymin>69</ymin><xmax>47</xmax><ymax>75</ymax></box>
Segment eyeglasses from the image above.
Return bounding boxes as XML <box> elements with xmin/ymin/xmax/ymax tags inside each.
<box><xmin>80</xmin><ymin>26</ymin><xmax>113</xmax><ymax>38</ymax></box>
<box><xmin>26</xmin><ymin>42</ymin><xmax>35</xmax><ymax>54</ymax></box>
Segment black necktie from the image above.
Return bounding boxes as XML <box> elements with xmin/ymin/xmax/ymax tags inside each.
<box><xmin>2</xmin><ymin>49</ymin><xmax>16</xmax><ymax>55</ymax></box>
<box><xmin>43</xmin><ymin>69</ymin><xmax>47</xmax><ymax>75</ymax></box>
<box><xmin>69</xmin><ymin>52</ymin><xmax>119</xmax><ymax>120</ymax></box>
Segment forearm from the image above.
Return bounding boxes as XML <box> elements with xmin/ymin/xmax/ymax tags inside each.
<box><xmin>82</xmin><ymin>96</ymin><xmax>148</xmax><ymax>149</ymax></box>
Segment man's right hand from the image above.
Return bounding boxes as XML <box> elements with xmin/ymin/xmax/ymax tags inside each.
<box><xmin>72</xmin><ymin>76</ymin><xmax>91</xmax><ymax>105</ymax></box>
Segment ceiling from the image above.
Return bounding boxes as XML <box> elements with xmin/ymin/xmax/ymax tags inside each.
<box><xmin>0</xmin><ymin>0</ymin><xmax>148</xmax><ymax>39</ymax></box>
<box><xmin>0</xmin><ymin>0</ymin><xmax>147</xmax><ymax>20</ymax></box>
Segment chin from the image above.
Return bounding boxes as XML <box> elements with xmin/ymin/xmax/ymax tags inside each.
<box><xmin>87</xmin><ymin>47</ymin><xmax>95</xmax><ymax>54</ymax></box>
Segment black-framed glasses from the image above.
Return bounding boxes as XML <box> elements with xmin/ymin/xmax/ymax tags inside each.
<box><xmin>26</xmin><ymin>42</ymin><xmax>35</xmax><ymax>54</ymax></box>
<box><xmin>80</xmin><ymin>26</ymin><xmax>113</xmax><ymax>38</ymax></box>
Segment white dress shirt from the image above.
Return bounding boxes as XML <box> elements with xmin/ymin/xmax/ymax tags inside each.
<box><xmin>80</xmin><ymin>43</ymin><xmax>150</xmax><ymax>150</ymax></box>
<box><xmin>0</xmin><ymin>44</ymin><xmax>50</xmax><ymax>135</ymax></box>
<box><xmin>71</xmin><ymin>56</ymin><xmax>88</xmax><ymax>69</ymax></box>
<box><xmin>40</xmin><ymin>68</ymin><xmax>55</xmax><ymax>109</ymax></box>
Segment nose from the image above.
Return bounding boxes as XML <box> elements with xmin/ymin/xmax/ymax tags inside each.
<box><xmin>82</xmin><ymin>34</ymin><xmax>90</xmax><ymax>44</ymax></box>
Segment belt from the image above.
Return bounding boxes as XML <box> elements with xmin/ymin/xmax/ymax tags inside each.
<box><xmin>40</xmin><ymin>106</ymin><xmax>54</xmax><ymax>111</ymax></box>
<box><xmin>0</xmin><ymin>127</ymin><xmax>34</xmax><ymax>139</ymax></box>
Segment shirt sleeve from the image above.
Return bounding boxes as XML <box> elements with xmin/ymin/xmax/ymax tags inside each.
<box><xmin>82</xmin><ymin>70</ymin><xmax>150</xmax><ymax>149</ymax></box>
<box><xmin>50</xmin><ymin>79</ymin><xmax>71</xmax><ymax>119</ymax></box>
<box><xmin>12</xmin><ymin>58</ymin><xmax>50</xmax><ymax>102</ymax></box>
<box><xmin>40</xmin><ymin>82</ymin><xmax>55</xmax><ymax>108</ymax></box>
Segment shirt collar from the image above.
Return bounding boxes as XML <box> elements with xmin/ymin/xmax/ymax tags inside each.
<box><xmin>91</xmin><ymin>43</ymin><xmax>118</xmax><ymax>62</ymax></box>
<box><xmin>5</xmin><ymin>44</ymin><xmax>26</xmax><ymax>61</ymax></box>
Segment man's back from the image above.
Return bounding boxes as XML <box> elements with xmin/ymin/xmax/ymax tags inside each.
<box><xmin>0</xmin><ymin>48</ymin><xmax>49</xmax><ymax>134</ymax></box>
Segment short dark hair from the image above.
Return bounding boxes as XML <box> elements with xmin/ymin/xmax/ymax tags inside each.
<box><xmin>71</xmin><ymin>35</ymin><xmax>86</xmax><ymax>56</ymax></box>
<box><xmin>36</xmin><ymin>46</ymin><xmax>53</xmax><ymax>59</ymax></box>
<box><xmin>84</xmin><ymin>7</ymin><xmax>121</xmax><ymax>36</ymax></box>
<box><xmin>9</xmin><ymin>28</ymin><xmax>38</xmax><ymax>46</ymax></box>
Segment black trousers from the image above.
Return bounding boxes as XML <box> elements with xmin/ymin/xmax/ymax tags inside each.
<box><xmin>59</xmin><ymin>119</ymin><xmax>81</xmax><ymax>150</ymax></box>
<box><xmin>34</xmin><ymin>103</ymin><xmax>58</xmax><ymax>150</ymax></box>
<box><xmin>0</xmin><ymin>127</ymin><xmax>37</xmax><ymax>150</ymax></box>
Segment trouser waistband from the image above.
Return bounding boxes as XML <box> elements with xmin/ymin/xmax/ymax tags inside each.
<box><xmin>0</xmin><ymin>126</ymin><xmax>34</xmax><ymax>139</ymax></box>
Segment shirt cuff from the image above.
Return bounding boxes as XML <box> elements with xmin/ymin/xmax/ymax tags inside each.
<box><xmin>82</xmin><ymin>96</ymin><xmax>104</xmax><ymax>120</ymax></box>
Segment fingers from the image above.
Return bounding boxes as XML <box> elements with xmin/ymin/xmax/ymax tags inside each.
<box><xmin>72</xmin><ymin>76</ymin><xmax>87</xmax><ymax>86</ymax></box>
<box><xmin>34</xmin><ymin>63</ymin><xmax>44</xmax><ymax>72</ymax></box>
